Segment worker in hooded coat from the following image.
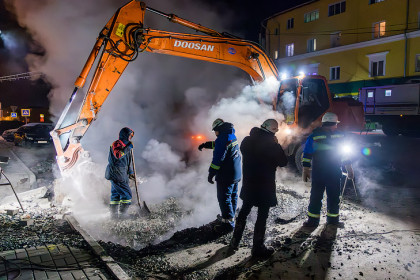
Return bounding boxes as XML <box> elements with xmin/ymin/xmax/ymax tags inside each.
<box><xmin>105</xmin><ymin>127</ymin><xmax>135</xmax><ymax>219</ymax></box>
<box><xmin>229</xmin><ymin>119</ymin><xmax>288</xmax><ymax>258</ymax></box>
<box><xmin>198</xmin><ymin>118</ymin><xmax>241</xmax><ymax>232</ymax></box>
<box><xmin>301</xmin><ymin>112</ymin><xmax>354</xmax><ymax>227</ymax></box>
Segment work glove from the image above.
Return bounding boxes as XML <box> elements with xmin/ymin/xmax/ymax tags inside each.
<box><xmin>345</xmin><ymin>165</ymin><xmax>354</xmax><ymax>180</ymax></box>
<box><xmin>129</xmin><ymin>173</ymin><xmax>136</xmax><ymax>181</ymax></box>
<box><xmin>302</xmin><ymin>167</ymin><xmax>311</xmax><ymax>182</ymax></box>
<box><xmin>208</xmin><ymin>167</ymin><xmax>218</xmax><ymax>184</ymax></box>
<box><xmin>198</xmin><ymin>141</ymin><xmax>213</xmax><ymax>151</ymax></box>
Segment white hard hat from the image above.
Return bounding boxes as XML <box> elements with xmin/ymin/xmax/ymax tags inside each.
<box><xmin>321</xmin><ymin>112</ymin><xmax>340</xmax><ymax>123</ymax></box>
<box><xmin>261</xmin><ymin>119</ymin><xmax>279</xmax><ymax>134</ymax></box>
<box><xmin>212</xmin><ymin>118</ymin><xmax>224</xmax><ymax>130</ymax></box>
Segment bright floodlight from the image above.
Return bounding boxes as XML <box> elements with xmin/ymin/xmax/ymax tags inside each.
<box><xmin>298</xmin><ymin>71</ymin><xmax>305</xmax><ymax>78</ymax></box>
<box><xmin>285</xmin><ymin>127</ymin><xmax>292</xmax><ymax>135</ymax></box>
<box><xmin>340</xmin><ymin>143</ymin><xmax>353</xmax><ymax>155</ymax></box>
<box><xmin>281</xmin><ymin>72</ymin><xmax>288</xmax><ymax>80</ymax></box>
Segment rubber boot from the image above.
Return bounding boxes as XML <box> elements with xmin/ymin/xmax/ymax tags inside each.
<box><xmin>251</xmin><ymin>224</ymin><xmax>274</xmax><ymax>258</ymax></box>
<box><xmin>119</xmin><ymin>204</ymin><xmax>130</xmax><ymax>219</ymax></box>
<box><xmin>303</xmin><ymin>216</ymin><xmax>320</xmax><ymax>228</ymax></box>
<box><xmin>109</xmin><ymin>204</ymin><xmax>119</xmax><ymax>220</ymax></box>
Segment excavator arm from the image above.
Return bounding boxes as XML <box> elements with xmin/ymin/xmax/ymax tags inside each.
<box><xmin>52</xmin><ymin>1</ymin><xmax>279</xmax><ymax>172</ymax></box>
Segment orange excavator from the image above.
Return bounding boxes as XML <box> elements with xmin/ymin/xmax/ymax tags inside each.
<box><xmin>52</xmin><ymin>1</ymin><xmax>364</xmax><ymax>172</ymax></box>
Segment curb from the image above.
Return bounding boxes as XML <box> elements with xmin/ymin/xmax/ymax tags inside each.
<box><xmin>65</xmin><ymin>215</ymin><xmax>132</xmax><ymax>280</ymax></box>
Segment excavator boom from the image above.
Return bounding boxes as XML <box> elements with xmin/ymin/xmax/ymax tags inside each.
<box><xmin>52</xmin><ymin>1</ymin><xmax>279</xmax><ymax>172</ymax></box>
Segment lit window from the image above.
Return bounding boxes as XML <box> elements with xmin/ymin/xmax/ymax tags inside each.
<box><xmin>328</xmin><ymin>1</ymin><xmax>346</xmax><ymax>17</ymax></box>
<box><xmin>307</xmin><ymin>38</ymin><xmax>316</xmax><ymax>52</ymax></box>
<box><xmin>373</xmin><ymin>21</ymin><xmax>386</xmax><ymax>38</ymax></box>
<box><xmin>330</xmin><ymin>66</ymin><xmax>341</xmax><ymax>80</ymax></box>
<box><xmin>369</xmin><ymin>0</ymin><xmax>385</xmax><ymax>4</ymax></box>
<box><xmin>286</xmin><ymin>43</ymin><xmax>294</xmax><ymax>57</ymax></box>
<box><xmin>368</xmin><ymin>91</ymin><xmax>374</xmax><ymax>98</ymax></box>
<box><xmin>415</xmin><ymin>54</ymin><xmax>420</xmax><ymax>72</ymax></box>
<box><xmin>274</xmin><ymin>50</ymin><xmax>278</xmax><ymax>60</ymax></box>
<box><xmin>367</xmin><ymin>51</ymin><xmax>388</xmax><ymax>77</ymax></box>
<box><xmin>385</xmin><ymin>89</ymin><xmax>392</xmax><ymax>96</ymax></box>
<box><xmin>304</xmin><ymin>10</ymin><xmax>319</xmax><ymax>23</ymax></box>
<box><xmin>287</xmin><ymin>18</ymin><xmax>294</xmax><ymax>29</ymax></box>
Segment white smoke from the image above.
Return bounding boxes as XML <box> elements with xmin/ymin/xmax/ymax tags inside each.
<box><xmin>7</xmin><ymin>0</ymin><xmax>293</xmax><ymax>245</ymax></box>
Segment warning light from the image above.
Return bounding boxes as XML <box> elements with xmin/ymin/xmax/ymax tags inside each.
<box><xmin>191</xmin><ymin>134</ymin><xmax>206</xmax><ymax>141</ymax></box>
<box><xmin>40</xmin><ymin>114</ymin><xmax>44</xmax><ymax>122</ymax></box>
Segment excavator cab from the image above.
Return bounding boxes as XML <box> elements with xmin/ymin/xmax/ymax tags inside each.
<box><xmin>298</xmin><ymin>77</ymin><xmax>330</xmax><ymax>129</ymax></box>
<box><xmin>276</xmin><ymin>76</ymin><xmax>330</xmax><ymax>129</ymax></box>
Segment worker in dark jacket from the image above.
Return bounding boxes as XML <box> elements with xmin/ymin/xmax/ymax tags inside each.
<box><xmin>198</xmin><ymin>118</ymin><xmax>241</xmax><ymax>232</ymax></box>
<box><xmin>229</xmin><ymin>119</ymin><xmax>288</xmax><ymax>258</ymax></box>
<box><xmin>106</xmin><ymin>127</ymin><xmax>135</xmax><ymax>219</ymax></box>
<box><xmin>302</xmin><ymin>112</ymin><xmax>354</xmax><ymax>227</ymax></box>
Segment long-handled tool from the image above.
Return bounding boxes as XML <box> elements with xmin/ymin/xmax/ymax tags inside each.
<box><xmin>339</xmin><ymin>171</ymin><xmax>359</xmax><ymax>207</ymax></box>
<box><xmin>130</xmin><ymin>149</ymin><xmax>150</xmax><ymax>214</ymax></box>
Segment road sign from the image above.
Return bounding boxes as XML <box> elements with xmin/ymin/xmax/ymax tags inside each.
<box><xmin>11</xmin><ymin>112</ymin><xmax>17</xmax><ymax>118</ymax></box>
<box><xmin>21</xmin><ymin>109</ymin><xmax>30</xmax><ymax>116</ymax></box>
<box><xmin>10</xmin><ymin>106</ymin><xmax>17</xmax><ymax>112</ymax></box>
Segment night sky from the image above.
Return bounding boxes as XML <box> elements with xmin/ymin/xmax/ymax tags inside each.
<box><xmin>0</xmin><ymin>0</ymin><xmax>308</xmax><ymax>109</ymax></box>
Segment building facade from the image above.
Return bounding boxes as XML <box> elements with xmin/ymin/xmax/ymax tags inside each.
<box><xmin>265</xmin><ymin>0</ymin><xmax>420</xmax><ymax>97</ymax></box>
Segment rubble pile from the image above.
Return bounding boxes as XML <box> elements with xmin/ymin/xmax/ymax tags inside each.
<box><xmin>96</xmin><ymin>187</ymin><xmax>309</xmax><ymax>279</ymax></box>
<box><xmin>92</xmin><ymin>197</ymin><xmax>187</xmax><ymax>248</ymax></box>
<box><xmin>30</xmin><ymin>159</ymin><xmax>56</xmax><ymax>188</ymax></box>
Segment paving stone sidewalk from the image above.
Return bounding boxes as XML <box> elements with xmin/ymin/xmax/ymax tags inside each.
<box><xmin>1</xmin><ymin>244</ymin><xmax>112</xmax><ymax>279</ymax></box>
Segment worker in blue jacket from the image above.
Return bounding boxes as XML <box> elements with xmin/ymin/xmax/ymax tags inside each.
<box><xmin>301</xmin><ymin>112</ymin><xmax>354</xmax><ymax>227</ymax></box>
<box><xmin>105</xmin><ymin>127</ymin><xmax>135</xmax><ymax>219</ymax></box>
<box><xmin>198</xmin><ymin>118</ymin><xmax>241</xmax><ymax>232</ymax></box>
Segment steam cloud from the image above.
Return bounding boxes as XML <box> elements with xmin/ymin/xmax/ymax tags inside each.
<box><xmin>7</xmin><ymin>0</ymin><xmax>292</xmax><ymax>244</ymax></box>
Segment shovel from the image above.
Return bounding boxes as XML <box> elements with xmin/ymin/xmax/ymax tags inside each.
<box><xmin>130</xmin><ymin>149</ymin><xmax>151</xmax><ymax>215</ymax></box>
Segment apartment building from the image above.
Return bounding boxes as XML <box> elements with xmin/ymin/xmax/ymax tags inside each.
<box><xmin>264</xmin><ymin>0</ymin><xmax>420</xmax><ymax>97</ymax></box>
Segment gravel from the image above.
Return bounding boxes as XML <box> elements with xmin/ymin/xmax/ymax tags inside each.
<box><xmin>0</xmin><ymin>208</ymin><xmax>89</xmax><ymax>252</ymax></box>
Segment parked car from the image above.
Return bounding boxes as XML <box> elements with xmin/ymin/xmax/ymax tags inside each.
<box><xmin>14</xmin><ymin>123</ymin><xmax>54</xmax><ymax>147</ymax></box>
<box><xmin>2</xmin><ymin>128</ymin><xmax>19</xmax><ymax>142</ymax></box>
<box><xmin>0</xmin><ymin>120</ymin><xmax>25</xmax><ymax>135</ymax></box>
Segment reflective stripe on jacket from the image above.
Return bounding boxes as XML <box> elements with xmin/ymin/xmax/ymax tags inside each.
<box><xmin>302</xmin><ymin>127</ymin><xmax>350</xmax><ymax>176</ymax></box>
<box><xmin>210</xmin><ymin>122</ymin><xmax>241</xmax><ymax>183</ymax></box>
